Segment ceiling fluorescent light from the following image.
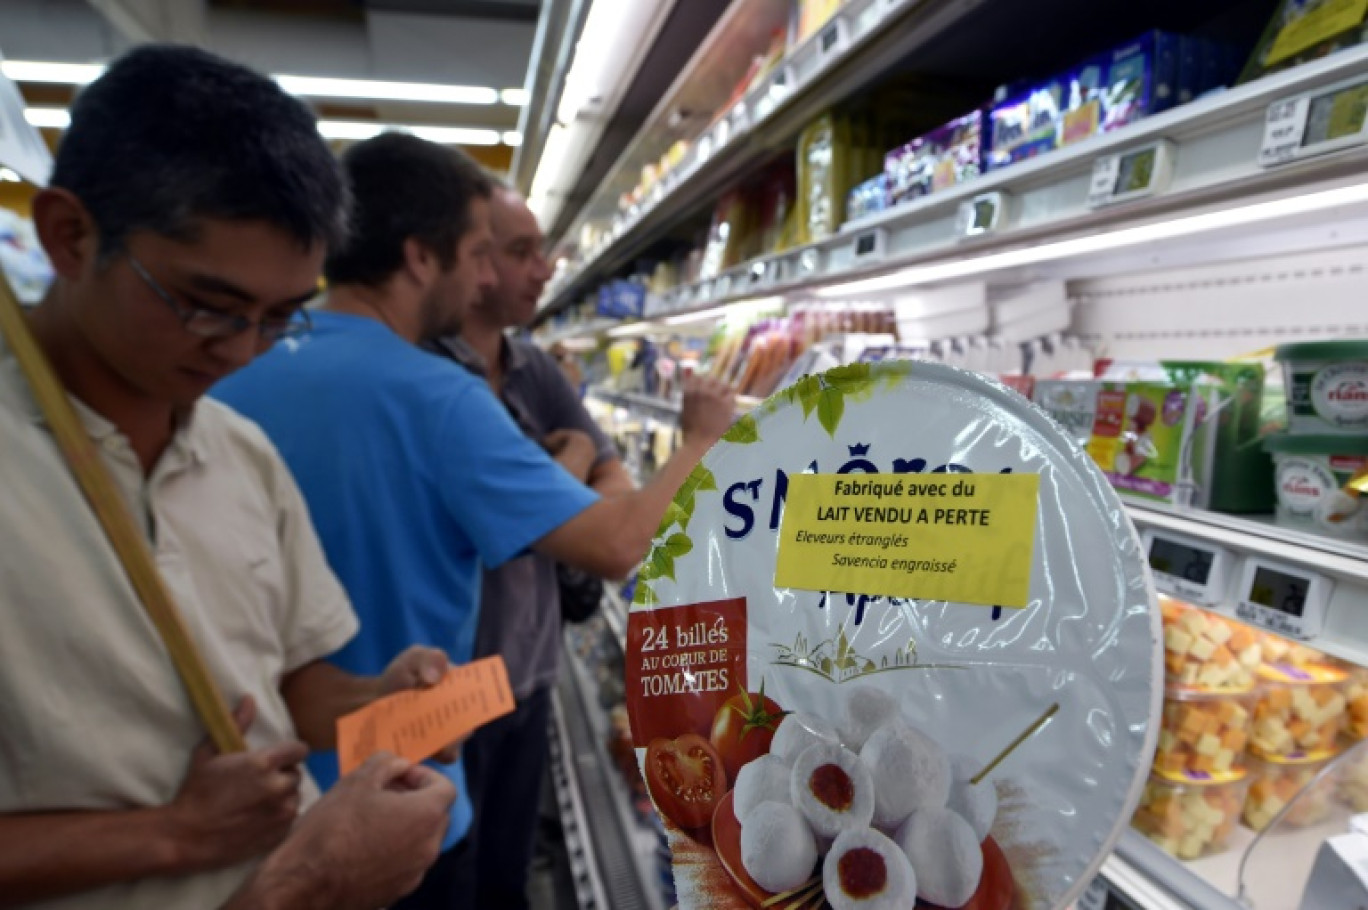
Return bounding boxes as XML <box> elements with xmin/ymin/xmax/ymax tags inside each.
<box><xmin>274</xmin><ymin>75</ymin><xmax>496</xmax><ymax>105</ymax></box>
<box><xmin>24</xmin><ymin>107</ymin><xmax>70</xmax><ymax>128</ymax></box>
<box><xmin>816</xmin><ymin>181</ymin><xmax>1368</xmax><ymax>298</ymax></box>
<box><xmin>1</xmin><ymin>60</ymin><xmax>103</xmax><ymax>85</ymax></box>
<box><xmin>317</xmin><ymin>120</ymin><xmax>501</xmax><ymax>146</ymax></box>
<box><xmin>500</xmin><ymin>88</ymin><xmax>529</xmax><ymax>106</ymax></box>
<box><xmin>2</xmin><ymin>61</ymin><xmax>499</xmax><ymax>107</ymax></box>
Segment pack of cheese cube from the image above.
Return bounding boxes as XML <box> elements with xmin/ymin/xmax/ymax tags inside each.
<box><xmin>1160</xmin><ymin>596</ymin><xmax>1262</xmax><ymax>693</ymax></box>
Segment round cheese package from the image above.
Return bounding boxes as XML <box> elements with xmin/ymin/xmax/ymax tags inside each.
<box><xmin>625</xmin><ymin>361</ymin><xmax>1161</xmax><ymax>910</ymax></box>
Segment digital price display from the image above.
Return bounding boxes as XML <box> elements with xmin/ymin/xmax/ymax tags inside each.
<box><xmin>955</xmin><ymin>192</ymin><xmax>1010</xmax><ymax>238</ymax></box>
<box><xmin>1261</xmin><ymin>77</ymin><xmax>1368</xmax><ymax>167</ymax></box>
<box><xmin>1087</xmin><ymin>140</ymin><xmax>1175</xmax><ymax>209</ymax></box>
<box><xmin>1235</xmin><ymin>558</ymin><xmax>1332</xmax><ymax>641</ymax></box>
<box><xmin>851</xmin><ymin>228</ymin><xmax>887</xmax><ymax>262</ymax></box>
<box><xmin>1141</xmin><ymin>530</ymin><xmax>1230</xmax><ymax>605</ymax></box>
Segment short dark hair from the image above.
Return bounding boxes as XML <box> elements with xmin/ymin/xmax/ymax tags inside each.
<box><xmin>51</xmin><ymin>44</ymin><xmax>348</xmax><ymax>257</ymax></box>
<box><xmin>324</xmin><ymin>133</ymin><xmax>493</xmax><ymax>287</ymax></box>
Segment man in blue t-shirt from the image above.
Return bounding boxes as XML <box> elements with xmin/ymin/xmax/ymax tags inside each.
<box><xmin>213</xmin><ymin>134</ymin><xmax>735</xmax><ymax>910</ymax></box>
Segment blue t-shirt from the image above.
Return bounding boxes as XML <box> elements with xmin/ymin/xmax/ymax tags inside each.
<box><xmin>213</xmin><ymin>311</ymin><xmax>598</xmax><ymax>849</ymax></box>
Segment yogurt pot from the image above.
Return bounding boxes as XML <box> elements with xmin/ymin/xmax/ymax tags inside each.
<box><xmin>1276</xmin><ymin>340</ymin><xmax>1368</xmax><ymax>434</ymax></box>
<box><xmin>1263</xmin><ymin>433</ymin><xmax>1368</xmax><ymax>537</ymax></box>
<box><xmin>624</xmin><ymin>361</ymin><xmax>1160</xmax><ymax>910</ymax></box>
<box><xmin>1132</xmin><ymin>769</ymin><xmax>1251</xmax><ymax>860</ymax></box>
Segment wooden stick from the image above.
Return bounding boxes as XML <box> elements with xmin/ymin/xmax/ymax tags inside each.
<box><xmin>972</xmin><ymin>702</ymin><xmax>1059</xmax><ymax>785</ymax></box>
<box><xmin>0</xmin><ymin>274</ymin><xmax>245</xmax><ymax>754</ymax></box>
<box><xmin>761</xmin><ymin>877</ymin><xmax>821</xmax><ymax>908</ymax></box>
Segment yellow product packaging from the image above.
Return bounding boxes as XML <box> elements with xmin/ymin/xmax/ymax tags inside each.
<box><xmin>796</xmin><ymin>112</ymin><xmax>851</xmax><ymax>243</ymax></box>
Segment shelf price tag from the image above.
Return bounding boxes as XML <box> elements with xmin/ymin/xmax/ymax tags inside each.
<box><xmin>1087</xmin><ymin>139</ymin><xmax>1175</xmax><ymax>209</ymax></box>
<box><xmin>1141</xmin><ymin>529</ymin><xmax>1231</xmax><ymax>606</ymax></box>
<box><xmin>799</xmin><ymin>248</ymin><xmax>823</xmax><ymax>276</ymax></box>
<box><xmin>714</xmin><ymin>117</ymin><xmax>732</xmax><ymax>150</ymax></box>
<box><xmin>715</xmin><ymin>272</ymin><xmax>734</xmax><ymax>300</ymax></box>
<box><xmin>748</xmin><ymin>260</ymin><xmax>772</xmax><ymax>288</ymax></box>
<box><xmin>848</xmin><ymin>228</ymin><xmax>887</xmax><ymax>263</ymax></box>
<box><xmin>955</xmin><ymin>191</ymin><xmax>1010</xmax><ymax>239</ymax></box>
<box><xmin>1233</xmin><ymin>558</ymin><xmax>1333</xmax><ymax>641</ymax></box>
<box><xmin>731</xmin><ymin>102</ymin><xmax>751</xmax><ymax>137</ymax></box>
<box><xmin>1259</xmin><ymin>76</ymin><xmax>1368</xmax><ymax>168</ymax></box>
<box><xmin>818</xmin><ymin>17</ymin><xmax>849</xmax><ymax>61</ymax></box>
<box><xmin>695</xmin><ymin>132</ymin><xmax>715</xmax><ymax>166</ymax></box>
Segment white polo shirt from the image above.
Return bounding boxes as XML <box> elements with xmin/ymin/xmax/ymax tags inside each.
<box><xmin>0</xmin><ymin>338</ymin><xmax>358</xmax><ymax>909</ymax></box>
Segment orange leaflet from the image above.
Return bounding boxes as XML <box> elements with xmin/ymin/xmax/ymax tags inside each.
<box><xmin>337</xmin><ymin>656</ymin><xmax>516</xmax><ymax>775</ymax></box>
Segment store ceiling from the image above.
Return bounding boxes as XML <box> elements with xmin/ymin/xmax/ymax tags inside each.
<box><xmin>0</xmin><ymin>0</ymin><xmax>544</xmax><ymax>169</ymax></box>
<box><xmin>208</xmin><ymin>0</ymin><xmax>541</xmax><ymax>21</ymax></box>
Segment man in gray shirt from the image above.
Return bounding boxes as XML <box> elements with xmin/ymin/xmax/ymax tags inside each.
<box><xmin>431</xmin><ymin>185</ymin><xmax>636</xmax><ymax>907</ymax></box>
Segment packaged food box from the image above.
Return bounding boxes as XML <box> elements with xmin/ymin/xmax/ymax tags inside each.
<box><xmin>987</xmin><ymin>31</ymin><xmax>1182</xmax><ymax>171</ymax></box>
<box><xmin>1158</xmin><ymin>361</ymin><xmax>1273</xmax><ymax>514</ymax></box>
<box><xmin>796</xmin><ymin>112</ymin><xmax>853</xmax><ymax>243</ymax></box>
<box><xmin>1132</xmin><ymin>769</ymin><xmax>1251</xmax><ymax>860</ymax></box>
<box><xmin>1251</xmin><ymin>663</ymin><xmax>1349</xmax><ymax>758</ymax></box>
<box><xmin>1155</xmin><ymin>687</ymin><xmax>1257</xmax><ymax>778</ymax></box>
<box><xmin>845</xmin><ymin>173</ymin><xmax>888</xmax><ymax>224</ymax></box>
<box><xmin>1160</xmin><ymin>597</ymin><xmax>1262</xmax><ymax>693</ymax></box>
<box><xmin>1085</xmin><ymin>381</ymin><xmax>1217</xmax><ymax>508</ymax></box>
<box><xmin>1244</xmin><ymin>749</ymin><xmax>1342</xmax><ymax>830</ymax></box>
<box><xmin>1033</xmin><ymin>379</ymin><xmax>1100</xmax><ymax>446</ymax></box>
<box><xmin>1276</xmin><ymin>340</ymin><xmax>1368</xmax><ymax>434</ymax></box>
<box><xmin>1241</xmin><ymin>0</ymin><xmax>1368</xmax><ymax>83</ymax></box>
<box><xmin>884</xmin><ymin>110</ymin><xmax>984</xmax><ymax>206</ymax></box>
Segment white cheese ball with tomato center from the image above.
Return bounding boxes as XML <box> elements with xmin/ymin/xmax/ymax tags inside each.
<box><xmin>860</xmin><ymin>723</ymin><xmax>951</xmax><ymax>830</ymax></box>
<box><xmin>791</xmin><ymin>742</ymin><xmax>875</xmax><ymax>839</ymax></box>
<box><xmin>740</xmin><ymin>801</ymin><xmax>818</xmax><ymax>894</ymax></box>
<box><xmin>895</xmin><ymin>806</ymin><xmax>983</xmax><ymax>908</ymax></box>
<box><xmin>840</xmin><ymin>684</ymin><xmax>900</xmax><ymax>752</ymax></box>
<box><xmin>734</xmin><ymin>754</ymin><xmax>793</xmax><ymax>823</ymax></box>
<box><xmin>822</xmin><ymin>827</ymin><xmax>917</xmax><ymax>910</ymax></box>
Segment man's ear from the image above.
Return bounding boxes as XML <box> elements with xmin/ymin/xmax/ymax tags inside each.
<box><xmin>401</xmin><ymin>236</ymin><xmax>441</xmax><ymax>290</ymax></box>
<box><xmin>31</xmin><ymin>187</ymin><xmax>100</xmax><ymax>280</ymax></box>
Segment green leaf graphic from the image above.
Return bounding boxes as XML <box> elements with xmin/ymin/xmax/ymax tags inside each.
<box><xmin>817</xmin><ymin>387</ymin><xmax>845</xmax><ymax>437</ymax></box>
<box><xmin>796</xmin><ymin>375</ymin><xmax>822</xmax><ymax>419</ymax></box>
<box><xmin>656</xmin><ymin>501</ymin><xmax>687</xmax><ymax>537</ymax></box>
<box><xmin>664</xmin><ymin>533</ymin><xmax>693</xmax><ymax>558</ymax></box>
<box><xmin>648</xmin><ymin>548</ymin><xmax>676</xmax><ymax>582</ymax></box>
<box><xmin>722</xmin><ymin>414</ymin><xmax>760</xmax><ymax>444</ymax></box>
<box><xmin>825</xmin><ymin>363</ymin><xmax>873</xmax><ymax>394</ymax></box>
<box><xmin>635</xmin><ymin>582</ymin><xmax>658</xmax><ymax>607</ymax></box>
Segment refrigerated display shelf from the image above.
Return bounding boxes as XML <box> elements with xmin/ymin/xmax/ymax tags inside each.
<box><xmin>548</xmin><ymin>41</ymin><xmax>1368</xmax><ymax>324</ymax></box>
<box><xmin>558</xmin><ymin>617</ymin><xmax>670</xmax><ymax>910</ymax></box>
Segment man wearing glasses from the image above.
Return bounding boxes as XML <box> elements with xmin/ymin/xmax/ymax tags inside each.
<box><xmin>0</xmin><ymin>46</ymin><xmax>458</xmax><ymax>909</ymax></box>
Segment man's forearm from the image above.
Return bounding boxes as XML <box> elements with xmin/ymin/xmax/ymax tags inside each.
<box><xmin>0</xmin><ymin>808</ymin><xmax>188</xmax><ymax>908</ymax></box>
<box><xmin>281</xmin><ymin>661</ymin><xmax>380</xmax><ymax>752</ymax></box>
<box><xmin>222</xmin><ymin>843</ymin><xmax>332</xmax><ymax>910</ymax></box>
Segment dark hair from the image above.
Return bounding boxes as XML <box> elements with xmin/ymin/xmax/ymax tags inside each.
<box><xmin>324</xmin><ymin>133</ymin><xmax>493</xmax><ymax>287</ymax></box>
<box><xmin>50</xmin><ymin>44</ymin><xmax>348</xmax><ymax>257</ymax></box>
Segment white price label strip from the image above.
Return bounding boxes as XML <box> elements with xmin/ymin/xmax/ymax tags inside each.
<box><xmin>1087</xmin><ymin>155</ymin><xmax>1123</xmax><ymax>207</ymax></box>
<box><xmin>1260</xmin><ymin>96</ymin><xmax>1310</xmax><ymax>168</ymax></box>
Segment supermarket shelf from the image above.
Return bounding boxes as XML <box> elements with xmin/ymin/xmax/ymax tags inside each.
<box><xmin>539</xmin><ymin>0</ymin><xmax>980</xmax><ymax>316</ymax></box>
<box><xmin>588</xmin><ymin>387</ymin><xmax>683</xmax><ymax>423</ymax></box>
<box><xmin>544</xmin><ymin>42</ymin><xmax>1368</xmax><ymax>323</ymax></box>
<box><xmin>1125</xmin><ymin>503</ymin><xmax>1368</xmax><ymax>668</ymax></box>
<box><xmin>559</xmin><ymin>626</ymin><xmax>669</xmax><ymax>910</ymax></box>
<box><xmin>1105</xmin><ymin>829</ymin><xmax>1244</xmax><ymax>910</ymax></box>
<box><xmin>547</xmin><ymin>690</ymin><xmax>609</xmax><ymax>910</ymax></box>
<box><xmin>538</xmin><ymin>318</ymin><xmax>621</xmax><ymax>346</ymax></box>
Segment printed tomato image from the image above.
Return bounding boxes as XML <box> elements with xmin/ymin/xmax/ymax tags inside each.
<box><xmin>645</xmin><ymin>734</ymin><xmax>727</xmax><ymax>830</ymax></box>
<box><xmin>710</xmin><ymin>686</ymin><xmax>789</xmax><ymax>782</ymax></box>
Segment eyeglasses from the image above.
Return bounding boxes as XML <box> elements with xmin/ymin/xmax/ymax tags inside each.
<box><xmin>128</xmin><ymin>254</ymin><xmax>312</xmax><ymax>343</ymax></box>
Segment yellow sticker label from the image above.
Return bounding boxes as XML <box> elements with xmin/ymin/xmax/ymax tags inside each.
<box><xmin>1328</xmin><ymin>84</ymin><xmax>1368</xmax><ymax>141</ymax></box>
<box><xmin>774</xmin><ymin>473</ymin><xmax>1041</xmax><ymax>608</ymax></box>
<box><xmin>1267</xmin><ymin>0</ymin><xmax>1368</xmax><ymax>66</ymax></box>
